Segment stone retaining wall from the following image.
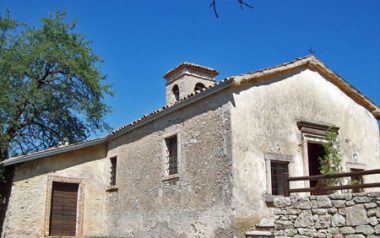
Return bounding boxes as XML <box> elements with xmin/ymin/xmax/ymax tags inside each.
<box><xmin>273</xmin><ymin>193</ymin><xmax>380</xmax><ymax>237</ymax></box>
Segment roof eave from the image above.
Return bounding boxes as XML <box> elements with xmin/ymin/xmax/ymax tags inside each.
<box><xmin>4</xmin><ymin>55</ymin><xmax>378</xmax><ymax>167</ymax></box>
<box><xmin>308</xmin><ymin>58</ymin><xmax>380</xmax><ymax>120</ymax></box>
<box><xmin>1</xmin><ymin>80</ymin><xmax>233</xmax><ymax>167</ymax></box>
<box><xmin>1</xmin><ymin>137</ymin><xmax>108</xmax><ymax>167</ymax></box>
<box><xmin>163</xmin><ymin>63</ymin><xmax>219</xmax><ymax>80</ymax></box>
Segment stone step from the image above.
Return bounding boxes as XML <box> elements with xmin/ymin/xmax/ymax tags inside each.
<box><xmin>255</xmin><ymin>217</ymin><xmax>275</xmax><ymax>231</ymax></box>
<box><xmin>245</xmin><ymin>230</ymin><xmax>273</xmax><ymax>238</ymax></box>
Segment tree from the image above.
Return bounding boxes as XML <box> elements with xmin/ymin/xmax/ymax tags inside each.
<box><xmin>0</xmin><ymin>10</ymin><xmax>111</xmax><ymax>162</ymax></box>
<box><xmin>0</xmin><ymin>11</ymin><xmax>111</xmax><ymax>233</ymax></box>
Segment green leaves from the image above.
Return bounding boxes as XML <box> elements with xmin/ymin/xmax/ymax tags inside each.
<box><xmin>0</xmin><ymin>9</ymin><xmax>17</xmax><ymax>38</ymax></box>
<box><xmin>318</xmin><ymin>128</ymin><xmax>343</xmax><ymax>185</ymax></box>
<box><xmin>0</xmin><ymin>11</ymin><xmax>111</xmax><ymax>159</ymax></box>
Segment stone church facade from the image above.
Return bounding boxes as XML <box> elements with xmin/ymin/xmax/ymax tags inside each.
<box><xmin>1</xmin><ymin>55</ymin><xmax>379</xmax><ymax>238</ymax></box>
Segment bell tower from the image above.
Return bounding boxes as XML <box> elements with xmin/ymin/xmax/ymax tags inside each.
<box><xmin>163</xmin><ymin>62</ymin><xmax>219</xmax><ymax>105</ymax></box>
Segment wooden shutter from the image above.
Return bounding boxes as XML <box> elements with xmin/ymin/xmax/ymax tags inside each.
<box><xmin>49</xmin><ymin>182</ymin><xmax>79</xmax><ymax>236</ymax></box>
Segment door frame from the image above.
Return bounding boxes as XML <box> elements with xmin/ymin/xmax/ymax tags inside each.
<box><xmin>297</xmin><ymin>121</ymin><xmax>339</xmax><ymax>190</ymax></box>
<box><xmin>44</xmin><ymin>175</ymin><xmax>84</xmax><ymax>237</ymax></box>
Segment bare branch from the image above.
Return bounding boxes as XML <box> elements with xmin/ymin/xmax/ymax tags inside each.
<box><xmin>236</xmin><ymin>0</ymin><xmax>254</xmax><ymax>10</ymax></box>
<box><xmin>210</xmin><ymin>0</ymin><xmax>253</xmax><ymax>18</ymax></box>
<box><xmin>209</xmin><ymin>0</ymin><xmax>219</xmax><ymax>18</ymax></box>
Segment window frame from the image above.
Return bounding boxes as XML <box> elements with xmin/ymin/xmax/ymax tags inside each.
<box><xmin>165</xmin><ymin>135</ymin><xmax>178</xmax><ymax>175</ymax></box>
<box><xmin>297</xmin><ymin>121</ymin><xmax>339</xmax><ymax>189</ymax></box>
<box><xmin>265</xmin><ymin>152</ymin><xmax>293</xmax><ymax>201</ymax></box>
<box><xmin>110</xmin><ymin>156</ymin><xmax>117</xmax><ymax>186</ymax></box>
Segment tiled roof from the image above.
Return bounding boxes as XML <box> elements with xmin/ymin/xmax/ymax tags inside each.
<box><xmin>109</xmin><ymin>56</ymin><xmax>326</xmax><ymax>138</ymax></box>
<box><xmin>108</xmin><ymin>77</ymin><xmax>233</xmax><ymax>137</ymax></box>
<box><xmin>2</xmin><ymin>137</ymin><xmax>107</xmax><ymax>166</ymax></box>
<box><xmin>2</xmin><ymin>55</ymin><xmax>379</xmax><ymax>166</ymax></box>
<box><xmin>1</xmin><ymin>77</ymin><xmax>233</xmax><ymax>166</ymax></box>
<box><xmin>163</xmin><ymin>62</ymin><xmax>219</xmax><ymax>80</ymax></box>
<box><xmin>232</xmin><ymin>55</ymin><xmax>312</xmax><ymax>78</ymax></box>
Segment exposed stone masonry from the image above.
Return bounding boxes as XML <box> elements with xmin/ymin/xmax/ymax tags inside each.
<box><xmin>273</xmin><ymin>193</ymin><xmax>380</xmax><ymax>238</ymax></box>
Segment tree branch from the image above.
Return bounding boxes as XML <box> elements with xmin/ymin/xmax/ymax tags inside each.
<box><xmin>209</xmin><ymin>0</ymin><xmax>219</xmax><ymax>18</ymax></box>
<box><xmin>236</xmin><ymin>0</ymin><xmax>254</xmax><ymax>9</ymax></box>
<box><xmin>210</xmin><ymin>0</ymin><xmax>253</xmax><ymax>18</ymax></box>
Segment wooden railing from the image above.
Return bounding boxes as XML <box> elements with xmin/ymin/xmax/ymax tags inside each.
<box><xmin>282</xmin><ymin>169</ymin><xmax>380</xmax><ymax>196</ymax></box>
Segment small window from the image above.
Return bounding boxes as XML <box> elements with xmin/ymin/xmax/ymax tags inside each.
<box><xmin>165</xmin><ymin>135</ymin><xmax>178</xmax><ymax>175</ymax></box>
<box><xmin>110</xmin><ymin>157</ymin><xmax>117</xmax><ymax>186</ymax></box>
<box><xmin>172</xmin><ymin>85</ymin><xmax>179</xmax><ymax>102</ymax></box>
<box><xmin>350</xmin><ymin>168</ymin><xmax>364</xmax><ymax>193</ymax></box>
<box><xmin>194</xmin><ymin>83</ymin><xmax>206</xmax><ymax>92</ymax></box>
<box><xmin>271</xmin><ymin>161</ymin><xmax>289</xmax><ymax>195</ymax></box>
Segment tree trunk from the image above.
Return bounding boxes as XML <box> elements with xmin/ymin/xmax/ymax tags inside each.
<box><xmin>0</xmin><ymin>149</ymin><xmax>13</xmax><ymax>237</ymax></box>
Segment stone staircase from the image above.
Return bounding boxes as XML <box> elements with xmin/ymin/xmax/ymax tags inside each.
<box><xmin>245</xmin><ymin>217</ymin><xmax>274</xmax><ymax>238</ymax></box>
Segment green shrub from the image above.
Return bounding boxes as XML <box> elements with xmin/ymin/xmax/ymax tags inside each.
<box><xmin>318</xmin><ymin>128</ymin><xmax>343</xmax><ymax>185</ymax></box>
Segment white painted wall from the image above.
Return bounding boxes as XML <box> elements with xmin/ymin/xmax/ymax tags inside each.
<box><xmin>230</xmin><ymin>68</ymin><xmax>380</xmax><ymax>222</ymax></box>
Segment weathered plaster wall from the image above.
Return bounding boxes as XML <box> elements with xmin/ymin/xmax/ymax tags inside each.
<box><xmin>3</xmin><ymin>66</ymin><xmax>379</xmax><ymax>238</ymax></box>
<box><xmin>229</xmin><ymin>68</ymin><xmax>380</xmax><ymax>235</ymax></box>
<box><xmin>2</xmin><ymin>90</ymin><xmax>234</xmax><ymax>238</ymax></box>
<box><xmin>2</xmin><ymin>144</ymin><xmax>108</xmax><ymax>238</ymax></box>
<box><xmin>104</xmin><ymin>92</ymin><xmax>234</xmax><ymax>237</ymax></box>
<box><xmin>274</xmin><ymin>193</ymin><xmax>380</xmax><ymax>237</ymax></box>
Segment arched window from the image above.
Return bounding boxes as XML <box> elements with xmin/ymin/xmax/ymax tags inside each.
<box><xmin>172</xmin><ymin>84</ymin><xmax>179</xmax><ymax>102</ymax></box>
<box><xmin>194</xmin><ymin>83</ymin><xmax>206</xmax><ymax>92</ymax></box>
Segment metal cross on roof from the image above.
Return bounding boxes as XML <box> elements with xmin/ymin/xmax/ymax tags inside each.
<box><xmin>307</xmin><ymin>47</ymin><xmax>315</xmax><ymax>55</ymax></box>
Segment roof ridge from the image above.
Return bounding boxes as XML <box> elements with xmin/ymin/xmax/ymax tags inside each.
<box><xmin>108</xmin><ymin>78</ymin><xmax>232</xmax><ymax>137</ymax></box>
<box><xmin>163</xmin><ymin>62</ymin><xmax>219</xmax><ymax>79</ymax></box>
<box><xmin>3</xmin><ymin>55</ymin><xmax>378</xmax><ymax>166</ymax></box>
<box><xmin>230</xmin><ymin>55</ymin><xmax>315</xmax><ymax>79</ymax></box>
<box><xmin>24</xmin><ymin>54</ymin><xmax>378</xmax><ymax>144</ymax></box>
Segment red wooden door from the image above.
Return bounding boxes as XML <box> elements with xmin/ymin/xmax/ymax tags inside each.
<box><xmin>49</xmin><ymin>182</ymin><xmax>79</xmax><ymax>236</ymax></box>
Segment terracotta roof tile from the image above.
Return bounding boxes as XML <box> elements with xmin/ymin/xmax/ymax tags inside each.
<box><xmin>163</xmin><ymin>62</ymin><xmax>219</xmax><ymax>80</ymax></box>
<box><xmin>4</xmin><ymin>55</ymin><xmax>379</xmax><ymax>166</ymax></box>
<box><xmin>108</xmin><ymin>78</ymin><xmax>233</xmax><ymax>136</ymax></box>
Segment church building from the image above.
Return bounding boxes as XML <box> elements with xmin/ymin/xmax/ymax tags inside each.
<box><xmin>1</xmin><ymin>55</ymin><xmax>380</xmax><ymax>238</ymax></box>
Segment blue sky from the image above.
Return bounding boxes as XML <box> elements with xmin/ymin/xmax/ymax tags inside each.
<box><xmin>1</xmin><ymin>0</ymin><xmax>379</xmax><ymax>134</ymax></box>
